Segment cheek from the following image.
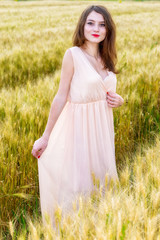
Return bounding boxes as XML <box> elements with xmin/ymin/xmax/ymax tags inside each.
<box><xmin>101</xmin><ymin>29</ymin><xmax>107</xmax><ymax>36</ymax></box>
<box><xmin>84</xmin><ymin>24</ymin><xmax>91</xmax><ymax>33</ymax></box>
<box><xmin>100</xmin><ymin>30</ymin><xmax>107</xmax><ymax>40</ymax></box>
<box><xmin>84</xmin><ymin>25</ymin><xmax>92</xmax><ymax>38</ymax></box>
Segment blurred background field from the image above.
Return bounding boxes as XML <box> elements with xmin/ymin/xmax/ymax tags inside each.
<box><xmin>0</xmin><ymin>0</ymin><xmax>160</xmax><ymax>239</ymax></box>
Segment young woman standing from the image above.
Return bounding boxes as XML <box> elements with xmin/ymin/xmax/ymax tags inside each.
<box><xmin>32</xmin><ymin>5</ymin><xmax>124</xmax><ymax>227</ymax></box>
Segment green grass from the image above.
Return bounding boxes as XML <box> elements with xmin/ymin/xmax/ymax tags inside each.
<box><xmin>5</xmin><ymin>134</ymin><xmax>160</xmax><ymax>239</ymax></box>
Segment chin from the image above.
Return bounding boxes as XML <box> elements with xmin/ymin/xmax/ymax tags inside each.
<box><xmin>89</xmin><ymin>40</ymin><xmax>102</xmax><ymax>44</ymax></box>
<box><xmin>86</xmin><ymin>37</ymin><xmax>104</xmax><ymax>44</ymax></box>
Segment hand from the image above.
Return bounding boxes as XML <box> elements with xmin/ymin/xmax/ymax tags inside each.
<box><xmin>106</xmin><ymin>91</ymin><xmax>124</xmax><ymax>108</ymax></box>
<box><xmin>31</xmin><ymin>136</ymin><xmax>49</xmax><ymax>159</ymax></box>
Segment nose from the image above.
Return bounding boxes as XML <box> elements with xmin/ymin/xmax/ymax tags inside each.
<box><xmin>93</xmin><ymin>23</ymin><xmax>99</xmax><ymax>32</ymax></box>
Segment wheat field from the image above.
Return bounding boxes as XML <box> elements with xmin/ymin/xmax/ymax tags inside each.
<box><xmin>0</xmin><ymin>0</ymin><xmax>160</xmax><ymax>239</ymax></box>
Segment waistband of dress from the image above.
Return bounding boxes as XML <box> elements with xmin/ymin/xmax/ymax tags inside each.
<box><xmin>67</xmin><ymin>99</ymin><xmax>107</xmax><ymax>105</ymax></box>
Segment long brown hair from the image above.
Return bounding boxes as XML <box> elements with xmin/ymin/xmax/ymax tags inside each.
<box><xmin>72</xmin><ymin>5</ymin><xmax>119</xmax><ymax>74</ymax></box>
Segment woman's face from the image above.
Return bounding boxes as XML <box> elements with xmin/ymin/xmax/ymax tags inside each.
<box><xmin>84</xmin><ymin>11</ymin><xmax>107</xmax><ymax>44</ymax></box>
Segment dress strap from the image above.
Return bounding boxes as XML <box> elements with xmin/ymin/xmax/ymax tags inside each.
<box><xmin>69</xmin><ymin>46</ymin><xmax>82</xmax><ymax>71</ymax></box>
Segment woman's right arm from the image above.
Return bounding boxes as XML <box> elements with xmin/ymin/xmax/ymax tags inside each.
<box><xmin>31</xmin><ymin>48</ymin><xmax>74</xmax><ymax>159</ymax></box>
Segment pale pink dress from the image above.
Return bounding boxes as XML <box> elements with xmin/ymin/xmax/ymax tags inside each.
<box><xmin>38</xmin><ymin>46</ymin><xmax>119</xmax><ymax>226</ymax></box>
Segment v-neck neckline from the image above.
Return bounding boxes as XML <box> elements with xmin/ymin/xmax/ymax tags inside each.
<box><xmin>77</xmin><ymin>46</ymin><xmax>110</xmax><ymax>81</ymax></box>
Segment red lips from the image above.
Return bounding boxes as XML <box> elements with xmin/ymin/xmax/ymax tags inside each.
<box><xmin>92</xmin><ymin>34</ymin><xmax>100</xmax><ymax>37</ymax></box>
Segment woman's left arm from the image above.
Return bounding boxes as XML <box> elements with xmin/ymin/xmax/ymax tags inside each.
<box><xmin>106</xmin><ymin>91</ymin><xmax>125</xmax><ymax>108</ymax></box>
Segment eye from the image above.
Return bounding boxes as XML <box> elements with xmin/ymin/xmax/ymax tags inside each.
<box><xmin>87</xmin><ymin>22</ymin><xmax>93</xmax><ymax>25</ymax></box>
<box><xmin>100</xmin><ymin>23</ymin><xmax>105</xmax><ymax>27</ymax></box>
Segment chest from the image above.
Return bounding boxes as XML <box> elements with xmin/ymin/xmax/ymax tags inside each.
<box><xmin>85</xmin><ymin>55</ymin><xmax>109</xmax><ymax>79</ymax></box>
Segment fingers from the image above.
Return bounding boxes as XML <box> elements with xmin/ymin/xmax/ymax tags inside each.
<box><xmin>106</xmin><ymin>92</ymin><xmax>121</xmax><ymax>108</ymax></box>
<box><xmin>106</xmin><ymin>95</ymin><xmax>118</xmax><ymax>105</ymax></box>
<box><xmin>107</xmin><ymin>91</ymin><xmax>116</xmax><ymax>96</ymax></box>
<box><xmin>31</xmin><ymin>149</ymin><xmax>39</xmax><ymax>158</ymax></box>
<box><xmin>31</xmin><ymin>136</ymin><xmax>48</xmax><ymax>159</ymax></box>
<box><xmin>107</xmin><ymin>95</ymin><xmax>117</xmax><ymax>103</ymax></box>
<box><xmin>37</xmin><ymin>149</ymin><xmax>44</xmax><ymax>158</ymax></box>
<box><xmin>31</xmin><ymin>146</ymin><xmax>42</xmax><ymax>159</ymax></box>
<box><xmin>31</xmin><ymin>143</ymin><xmax>46</xmax><ymax>159</ymax></box>
<box><xmin>107</xmin><ymin>102</ymin><xmax>116</xmax><ymax>108</ymax></box>
<box><xmin>32</xmin><ymin>151</ymin><xmax>40</xmax><ymax>159</ymax></box>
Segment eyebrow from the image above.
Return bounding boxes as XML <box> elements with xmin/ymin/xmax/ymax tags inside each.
<box><xmin>87</xmin><ymin>19</ymin><xmax>105</xmax><ymax>23</ymax></box>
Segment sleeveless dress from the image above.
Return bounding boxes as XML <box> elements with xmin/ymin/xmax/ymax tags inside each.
<box><xmin>38</xmin><ymin>46</ymin><xmax>119</xmax><ymax>226</ymax></box>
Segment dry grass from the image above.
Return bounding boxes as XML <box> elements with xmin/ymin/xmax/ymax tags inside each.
<box><xmin>6</xmin><ymin>135</ymin><xmax>160</xmax><ymax>239</ymax></box>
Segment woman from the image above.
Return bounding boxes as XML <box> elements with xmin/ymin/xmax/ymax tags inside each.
<box><xmin>32</xmin><ymin>5</ymin><xmax>124</xmax><ymax>226</ymax></box>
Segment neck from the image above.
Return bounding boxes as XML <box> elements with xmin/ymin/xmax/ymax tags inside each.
<box><xmin>81</xmin><ymin>42</ymin><xmax>100</xmax><ymax>59</ymax></box>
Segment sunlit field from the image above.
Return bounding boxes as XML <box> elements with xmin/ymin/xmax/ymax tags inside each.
<box><xmin>0</xmin><ymin>0</ymin><xmax>160</xmax><ymax>239</ymax></box>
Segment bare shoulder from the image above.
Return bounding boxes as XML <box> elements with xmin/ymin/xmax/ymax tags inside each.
<box><xmin>62</xmin><ymin>48</ymin><xmax>73</xmax><ymax>66</ymax></box>
<box><xmin>60</xmin><ymin>48</ymin><xmax>74</xmax><ymax>78</ymax></box>
<box><xmin>56</xmin><ymin>48</ymin><xmax>74</xmax><ymax>100</ymax></box>
<box><xmin>60</xmin><ymin>48</ymin><xmax>74</xmax><ymax>81</ymax></box>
